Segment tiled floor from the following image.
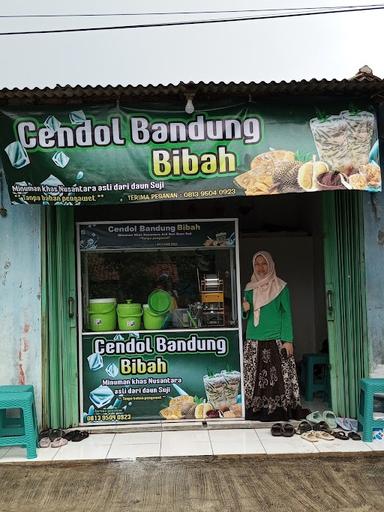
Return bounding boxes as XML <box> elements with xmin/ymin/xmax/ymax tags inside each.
<box><xmin>0</xmin><ymin>428</ymin><xmax>383</xmax><ymax>463</ymax></box>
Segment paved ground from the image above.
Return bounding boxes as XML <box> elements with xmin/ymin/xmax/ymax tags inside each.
<box><xmin>0</xmin><ymin>454</ymin><xmax>383</xmax><ymax>512</ymax></box>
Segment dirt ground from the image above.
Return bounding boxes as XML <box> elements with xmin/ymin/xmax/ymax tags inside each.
<box><xmin>0</xmin><ymin>454</ymin><xmax>383</xmax><ymax>512</ymax></box>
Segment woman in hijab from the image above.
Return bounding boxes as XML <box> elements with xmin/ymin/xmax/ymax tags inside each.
<box><xmin>242</xmin><ymin>251</ymin><xmax>306</xmax><ymax>421</ymax></box>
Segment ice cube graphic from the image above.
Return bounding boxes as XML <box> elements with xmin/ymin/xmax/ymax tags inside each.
<box><xmin>76</xmin><ymin>171</ymin><xmax>84</xmax><ymax>180</ymax></box>
<box><xmin>89</xmin><ymin>385</ymin><xmax>114</xmax><ymax>408</ymax></box>
<box><xmin>5</xmin><ymin>141</ymin><xmax>30</xmax><ymax>169</ymax></box>
<box><xmin>105</xmin><ymin>362</ymin><xmax>119</xmax><ymax>378</ymax></box>
<box><xmin>113</xmin><ymin>334</ymin><xmax>124</xmax><ymax>342</ymax></box>
<box><xmin>88</xmin><ymin>405</ymin><xmax>95</xmax><ymax>416</ymax></box>
<box><xmin>69</xmin><ymin>110</ymin><xmax>86</xmax><ymax>125</ymax></box>
<box><xmin>44</xmin><ymin>115</ymin><xmax>61</xmax><ymax>133</ymax></box>
<box><xmin>87</xmin><ymin>352</ymin><xmax>104</xmax><ymax>371</ymax></box>
<box><xmin>41</xmin><ymin>174</ymin><xmax>64</xmax><ymax>196</ymax></box>
<box><xmin>52</xmin><ymin>151</ymin><xmax>70</xmax><ymax>168</ymax></box>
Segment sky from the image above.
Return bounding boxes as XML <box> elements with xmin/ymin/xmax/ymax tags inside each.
<box><xmin>0</xmin><ymin>0</ymin><xmax>383</xmax><ymax>89</ymax></box>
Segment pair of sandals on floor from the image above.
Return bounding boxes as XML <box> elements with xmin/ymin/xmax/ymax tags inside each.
<box><xmin>39</xmin><ymin>428</ymin><xmax>89</xmax><ymax>448</ymax></box>
<box><xmin>303</xmin><ymin>410</ymin><xmax>360</xmax><ymax>441</ymax></box>
<box><xmin>296</xmin><ymin>419</ymin><xmax>361</xmax><ymax>442</ymax></box>
<box><xmin>271</xmin><ymin>420</ymin><xmax>361</xmax><ymax>441</ymax></box>
<box><xmin>271</xmin><ymin>409</ymin><xmax>339</xmax><ymax>438</ymax></box>
<box><xmin>271</xmin><ymin>409</ymin><xmax>361</xmax><ymax>442</ymax></box>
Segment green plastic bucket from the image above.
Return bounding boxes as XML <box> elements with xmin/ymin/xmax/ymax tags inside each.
<box><xmin>148</xmin><ymin>289</ymin><xmax>172</xmax><ymax>315</ymax></box>
<box><xmin>117</xmin><ymin>302</ymin><xmax>143</xmax><ymax>331</ymax></box>
<box><xmin>143</xmin><ymin>304</ymin><xmax>165</xmax><ymax>330</ymax></box>
<box><xmin>88</xmin><ymin>298</ymin><xmax>116</xmax><ymax>332</ymax></box>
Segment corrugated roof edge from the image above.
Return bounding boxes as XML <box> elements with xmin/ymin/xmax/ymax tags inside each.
<box><xmin>1</xmin><ymin>78</ymin><xmax>384</xmax><ymax>103</ymax></box>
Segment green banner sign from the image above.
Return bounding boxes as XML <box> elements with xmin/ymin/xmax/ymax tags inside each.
<box><xmin>81</xmin><ymin>330</ymin><xmax>242</xmax><ymax>423</ymax></box>
<box><xmin>79</xmin><ymin>220</ymin><xmax>236</xmax><ymax>250</ymax></box>
<box><xmin>0</xmin><ymin>102</ymin><xmax>381</xmax><ymax>206</ymax></box>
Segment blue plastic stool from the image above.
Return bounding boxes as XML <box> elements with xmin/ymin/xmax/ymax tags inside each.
<box><xmin>0</xmin><ymin>385</ymin><xmax>38</xmax><ymax>440</ymax></box>
<box><xmin>358</xmin><ymin>378</ymin><xmax>384</xmax><ymax>442</ymax></box>
<box><xmin>0</xmin><ymin>391</ymin><xmax>37</xmax><ymax>459</ymax></box>
<box><xmin>302</xmin><ymin>354</ymin><xmax>330</xmax><ymax>402</ymax></box>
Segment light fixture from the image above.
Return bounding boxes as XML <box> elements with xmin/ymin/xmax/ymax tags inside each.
<box><xmin>185</xmin><ymin>93</ymin><xmax>195</xmax><ymax>114</ymax></box>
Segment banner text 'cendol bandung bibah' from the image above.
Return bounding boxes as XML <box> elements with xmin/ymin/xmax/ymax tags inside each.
<box><xmin>0</xmin><ymin>103</ymin><xmax>381</xmax><ymax>206</ymax></box>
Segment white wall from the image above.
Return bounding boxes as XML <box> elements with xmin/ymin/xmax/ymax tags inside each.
<box><xmin>0</xmin><ymin>183</ymin><xmax>42</xmax><ymax>423</ymax></box>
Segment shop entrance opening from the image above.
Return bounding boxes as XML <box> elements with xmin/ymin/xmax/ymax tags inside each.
<box><xmin>74</xmin><ymin>191</ymin><xmax>329</xmax><ymax>426</ymax></box>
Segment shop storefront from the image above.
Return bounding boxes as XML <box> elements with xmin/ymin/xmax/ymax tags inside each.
<box><xmin>0</xmin><ymin>81</ymin><xmax>382</xmax><ymax>429</ymax></box>
<box><xmin>78</xmin><ymin>218</ymin><xmax>242</xmax><ymax>424</ymax></box>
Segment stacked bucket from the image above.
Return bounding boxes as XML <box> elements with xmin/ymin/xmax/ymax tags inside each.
<box><xmin>87</xmin><ymin>290</ymin><xmax>172</xmax><ymax>332</ymax></box>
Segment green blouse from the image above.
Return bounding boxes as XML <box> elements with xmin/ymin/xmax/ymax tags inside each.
<box><xmin>242</xmin><ymin>287</ymin><xmax>293</xmax><ymax>342</ymax></box>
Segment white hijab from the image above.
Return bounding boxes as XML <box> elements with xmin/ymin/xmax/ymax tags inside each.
<box><xmin>245</xmin><ymin>251</ymin><xmax>286</xmax><ymax>326</ymax></box>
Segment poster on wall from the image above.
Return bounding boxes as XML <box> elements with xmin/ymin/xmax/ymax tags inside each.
<box><xmin>0</xmin><ymin>102</ymin><xmax>381</xmax><ymax>206</ymax></box>
<box><xmin>82</xmin><ymin>330</ymin><xmax>242</xmax><ymax>423</ymax></box>
<box><xmin>79</xmin><ymin>220</ymin><xmax>236</xmax><ymax>251</ymax></box>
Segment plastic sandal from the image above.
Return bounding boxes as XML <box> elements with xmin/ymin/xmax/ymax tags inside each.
<box><xmin>51</xmin><ymin>437</ymin><xmax>68</xmax><ymax>448</ymax></box>
<box><xmin>323</xmin><ymin>410</ymin><xmax>337</xmax><ymax>429</ymax></box>
<box><xmin>296</xmin><ymin>420</ymin><xmax>312</xmax><ymax>435</ymax></box>
<box><xmin>71</xmin><ymin>431</ymin><xmax>89</xmax><ymax>443</ymax></box>
<box><xmin>38</xmin><ymin>429</ymin><xmax>50</xmax><ymax>440</ymax></box>
<box><xmin>315</xmin><ymin>431</ymin><xmax>334</xmax><ymax>441</ymax></box>
<box><xmin>63</xmin><ymin>430</ymin><xmax>84</xmax><ymax>441</ymax></box>
<box><xmin>271</xmin><ymin>423</ymin><xmax>284</xmax><ymax>437</ymax></box>
<box><xmin>313</xmin><ymin>421</ymin><xmax>331</xmax><ymax>432</ymax></box>
<box><xmin>345</xmin><ymin>418</ymin><xmax>358</xmax><ymax>432</ymax></box>
<box><xmin>348</xmin><ymin>431</ymin><xmax>362</xmax><ymax>441</ymax></box>
<box><xmin>332</xmin><ymin>430</ymin><xmax>349</xmax><ymax>440</ymax></box>
<box><xmin>282</xmin><ymin>423</ymin><xmax>295</xmax><ymax>437</ymax></box>
<box><xmin>38</xmin><ymin>437</ymin><xmax>51</xmax><ymax>448</ymax></box>
<box><xmin>306</xmin><ymin>411</ymin><xmax>322</xmax><ymax>424</ymax></box>
<box><xmin>301</xmin><ymin>431</ymin><xmax>318</xmax><ymax>443</ymax></box>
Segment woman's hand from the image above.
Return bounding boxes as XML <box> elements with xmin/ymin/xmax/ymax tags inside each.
<box><xmin>282</xmin><ymin>342</ymin><xmax>294</xmax><ymax>357</ymax></box>
<box><xmin>242</xmin><ymin>299</ymin><xmax>250</xmax><ymax>313</ymax></box>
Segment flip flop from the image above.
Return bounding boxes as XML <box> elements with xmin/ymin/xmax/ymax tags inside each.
<box><xmin>296</xmin><ymin>420</ymin><xmax>312</xmax><ymax>435</ymax></box>
<box><xmin>63</xmin><ymin>430</ymin><xmax>85</xmax><ymax>441</ymax></box>
<box><xmin>43</xmin><ymin>428</ymin><xmax>65</xmax><ymax>442</ymax></box>
<box><xmin>336</xmin><ymin>417</ymin><xmax>349</xmax><ymax>430</ymax></box>
<box><xmin>313</xmin><ymin>421</ymin><xmax>331</xmax><ymax>432</ymax></box>
<box><xmin>315</xmin><ymin>431</ymin><xmax>334</xmax><ymax>441</ymax></box>
<box><xmin>323</xmin><ymin>411</ymin><xmax>337</xmax><ymax>429</ymax></box>
<box><xmin>71</xmin><ymin>430</ymin><xmax>89</xmax><ymax>443</ymax></box>
<box><xmin>345</xmin><ymin>418</ymin><xmax>358</xmax><ymax>432</ymax></box>
<box><xmin>38</xmin><ymin>429</ymin><xmax>52</xmax><ymax>441</ymax></box>
<box><xmin>332</xmin><ymin>430</ymin><xmax>349</xmax><ymax>440</ymax></box>
<box><xmin>306</xmin><ymin>411</ymin><xmax>322</xmax><ymax>424</ymax></box>
<box><xmin>282</xmin><ymin>423</ymin><xmax>295</xmax><ymax>437</ymax></box>
<box><xmin>301</xmin><ymin>431</ymin><xmax>318</xmax><ymax>443</ymax></box>
<box><xmin>51</xmin><ymin>437</ymin><xmax>69</xmax><ymax>448</ymax></box>
<box><xmin>348</xmin><ymin>431</ymin><xmax>362</xmax><ymax>441</ymax></box>
<box><xmin>271</xmin><ymin>423</ymin><xmax>284</xmax><ymax>437</ymax></box>
<box><xmin>38</xmin><ymin>437</ymin><xmax>51</xmax><ymax>448</ymax></box>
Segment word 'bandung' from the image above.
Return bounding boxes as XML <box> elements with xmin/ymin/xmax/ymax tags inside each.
<box><xmin>130</xmin><ymin>115</ymin><xmax>261</xmax><ymax>145</ymax></box>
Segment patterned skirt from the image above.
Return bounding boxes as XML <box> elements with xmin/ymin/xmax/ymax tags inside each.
<box><xmin>243</xmin><ymin>339</ymin><xmax>301</xmax><ymax>421</ymax></box>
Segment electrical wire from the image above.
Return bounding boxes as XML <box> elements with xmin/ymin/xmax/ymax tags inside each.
<box><xmin>0</xmin><ymin>4</ymin><xmax>383</xmax><ymax>18</ymax></box>
<box><xmin>0</xmin><ymin>4</ymin><xmax>383</xmax><ymax>36</ymax></box>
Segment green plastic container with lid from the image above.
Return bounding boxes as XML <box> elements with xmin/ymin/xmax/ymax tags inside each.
<box><xmin>88</xmin><ymin>298</ymin><xmax>116</xmax><ymax>332</ymax></box>
<box><xmin>117</xmin><ymin>300</ymin><xmax>143</xmax><ymax>331</ymax></box>
<box><xmin>143</xmin><ymin>304</ymin><xmax>166</xmax><ymax>330</ymax></box>
<box><xmin>148</xmin><ymin>289</ymin><xmax>172</xmax><ymax>315</ymax></box>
